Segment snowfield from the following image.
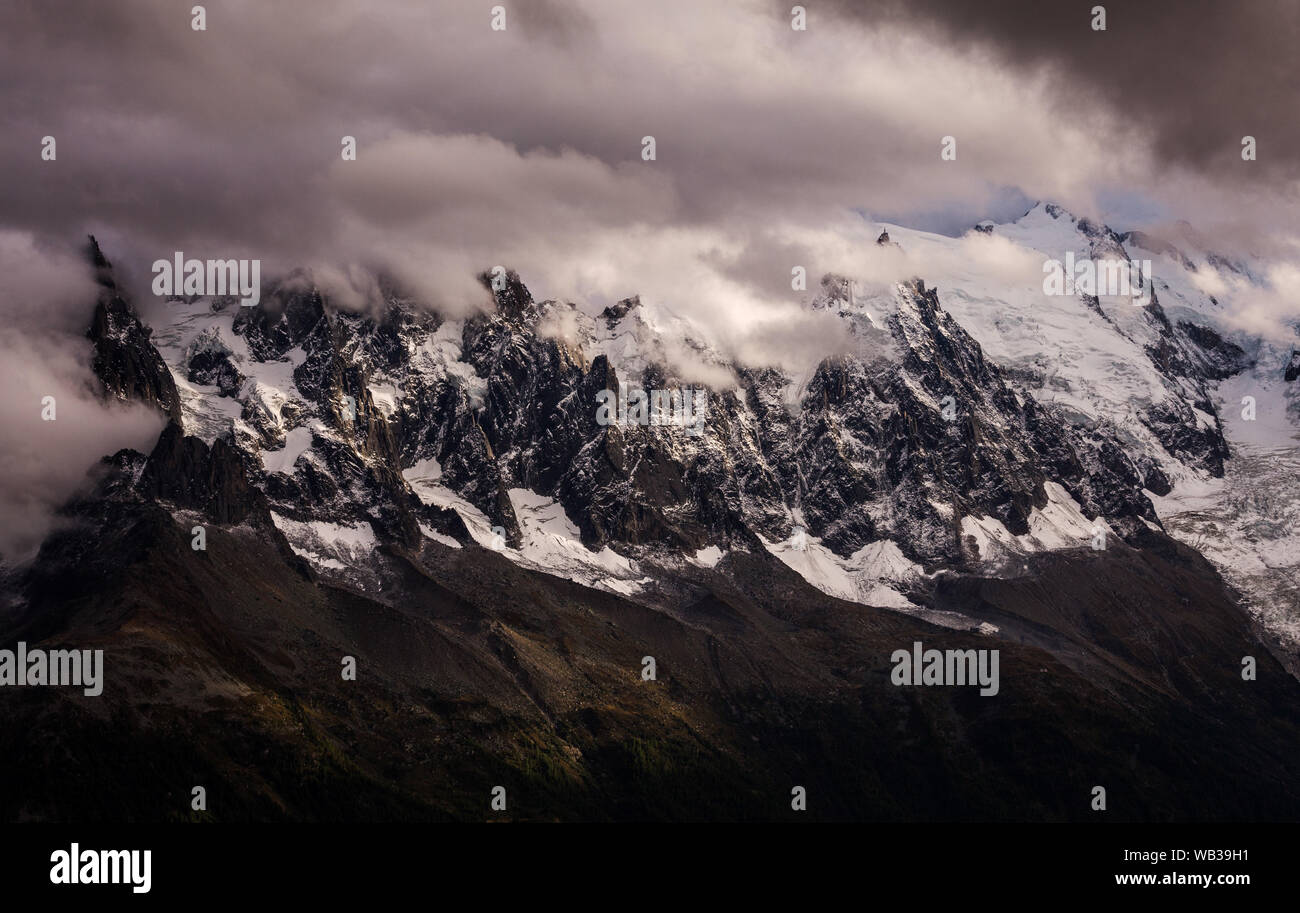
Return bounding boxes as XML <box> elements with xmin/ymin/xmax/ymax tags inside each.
<box><xmin>1155</xmin><ymin>360</ymin><xmax>1300</xmax><ymax>649</ymax></box>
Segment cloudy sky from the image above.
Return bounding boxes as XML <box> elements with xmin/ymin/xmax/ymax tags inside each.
<box><xmin>0</xmin><ymin>0</ymin><xmax>1297</xmax><ymax>556</ymax></box>
<box><xmin>4</xmin><ymin>0</ymin><xmax>1297</xmax><ymax>297</ymax></box>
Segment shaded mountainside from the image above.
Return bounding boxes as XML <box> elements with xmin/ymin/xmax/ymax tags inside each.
<box><xmin>2</xmin><ymin>462</ymin><xmax>1298</xmax><ymax>822</ymax></box>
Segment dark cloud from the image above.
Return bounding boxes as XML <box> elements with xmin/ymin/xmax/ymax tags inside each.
<box><xmin>515</xmin><ymin>0</ymin><xmax>596</xmax><ymax>44</ymax></box>
<box><xmin>0</xmin><ymin>0</ymin><xmax>1292</xmax><ymax>325</ymax></box>
<box><xmin>818</xmin><ymin>0</ymin><xmax>1300</xmax><ymax>183</ymax></box>
<box><xmin>0</xmin><ymin>0</ymin><xmax>1294</xmax><ymax>331</ymax></box>
<box><xmin>5</xmin><ymin>0</ymin><xmax>1294</xmax><ymax>270</ymax></box>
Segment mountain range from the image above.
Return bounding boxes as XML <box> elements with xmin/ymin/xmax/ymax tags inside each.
<box><xmin>3</xmin><ymin>202</ymin><xmax>1298</xmax><ymax>821</ymax></box>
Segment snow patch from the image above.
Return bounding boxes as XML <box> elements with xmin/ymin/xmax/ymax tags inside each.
<box><xmin>688</xmin><ymin>545</ymin><xmax>725</xmax><ymax>568</ymax></box>
<box><xmin>417</xmin><ymin>522</ymin><xmax>463</xmax><ymax>549</ymax></box>
<box><xmin>270</xmin><ymin>513</ymin><xmax>377</xmax><ymax>570</ymax></box>
<box><xmin>262</xmin><ymin>426</ymin><xmax>313</xmax><ymax>475</ymax></box>
<box><xmin>758</xmin><ymin>531</ymin><xmax>920</xmax><ymax>608</ymax></box>
<box><xmin>402</xmin><ymin>471</ymin><xmax>647</xmax><ymax>596</ymax></box>
<box><xmin>418</xmin><ymin>321</ymin><xmax>487</xmax><ymax>408</ymax></box>
<box><xmin>507</xmin><ymin>488</ymin><xmax>647</xmax><ymax>593</ymax></box>
<box><xmin>368</xmin><ymin>383</ymin><xmax>399</xmax><ymax>418</ymax></box>
<box><xmin>961</xmin><ymin>482</ymin><xmax>1108</xmax><ymax>564</ymax></box>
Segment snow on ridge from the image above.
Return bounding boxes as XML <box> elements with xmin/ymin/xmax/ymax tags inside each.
<box><xmin>757</xmin><ymin>529</ymin><xmax>921</xmax><ymax>609</ymax></box>
<box><xmin>870</xmin><ymin>209</ymin><xmax>1241</xmax><ymax>483</ymax></box>
<box><xmin>270</xmin><ymin>512</ymin><xmax>378</xmax><ymax>572</ymax></box>
<box><xmin>581</xmin><ymin>298</ymin><xmax>738</xmax><ymax>392</ymax></box>
<box><xmin>960</xmin><ymin>481</ymin><xmax>1109</xmax><ymax>566</ymax></box>
<box><xmin>401</xmin><ymin>460</ymin><xmax>650</xmax><ymax>596</ymax></box>
<box><xmin>147</xmin><ymin>297</ymin><xmax>248</xmax><ymax>444</ymax></box>
<box><xmin>144</xmin><ymin>293</ymin><xmax>323</xmax><ymax>463</ymax></box>
<box><xmin>756</xmin><ymin>529</ymin><xmax>996</xmax><ymax>632</ymax></box>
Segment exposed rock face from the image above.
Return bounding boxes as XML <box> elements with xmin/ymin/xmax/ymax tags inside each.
<box><xmin>1120</xmin><ymin>229</ymin><xmax>1198</xmax><ymax>271</ymax></box>
<box><xmin>600</xmin><ymin>295</ymin><xmax>640</xmax><ymax>321</ymax></box>
<box><xmin>138</xmin><ymin>422</ymin><xmax>267</xmax><ymax>525</ymax></box>
<box><xmin>186</xmin><ymin>326</ymin><xmax>244</xmax><ymax>396</ymax></box>
<box><xmin>1178</xmin><ymin>321</ymin><xmax>1249</xmax><ymax>379</ymax></box>
<box><xmin>86</xmin><ymin>239</ymin><xmax>184</xmax><ymax>428</ymax></box>
<box><xmin>232</xmin><ymin>280</ymin><xmax>330</xmax><ymax>361</ymax></box>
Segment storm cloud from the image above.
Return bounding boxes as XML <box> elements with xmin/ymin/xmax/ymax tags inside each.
<box><xmin>5</xmin><ymin>0</ymin><xmax>1295</xmax><ymax>305</ymax></box>
<box><xmin>817</xmin><ymin>0</ymin><xmax>1300</xmax><ymax>184</ymax></box>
